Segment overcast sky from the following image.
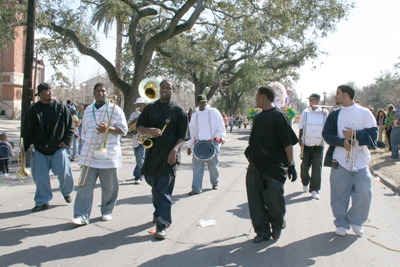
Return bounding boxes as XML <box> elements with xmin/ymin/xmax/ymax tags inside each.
<box><xmin>46</xmin><ymin>0</ymin><xmax>400</xmax><ymax>102</ymax></box>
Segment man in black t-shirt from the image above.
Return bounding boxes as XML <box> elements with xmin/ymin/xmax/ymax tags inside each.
<box><xmin>137</xmin><ymin>79</ymin><xmax>189</xmax><ymax>239</ymax></box>
<box><xmin>22</xmin><ymin>83</ymin><xmax>75</xmax><ymax>212</ymax></box>
<box><xmin>244</xmin><ymin>85</ymin><xmax>298</xmax><ymax>243</ymax></box>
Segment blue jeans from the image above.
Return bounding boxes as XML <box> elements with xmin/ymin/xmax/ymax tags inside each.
<box><xmin>31</xmin><ymin>148</ymin><xmax>74</xmax><ymax>206</ymax></box>
<box><xmin>133</xmin><ymin>144</ymin><xmax>145</xmax><ymax>180</ymax></box>
<box><xmin>330</xmin><ymin>165</ymin><xmax>372</xmax><ymax>229</ymax></box>
<box><xmin>191</xmin><ymin>140</ymin><xmax>220</xmax><ymax>193</ymax></box>
<box><xmin>229</xmin><ymin>124</ymin><xmax>233</xmax><ymax>132</ymax></box>
<box><xmin>145</xmin><ymin>175</ymin><xmax>175</xmax><ymax>225</ymax></box>
<box><xmin>74</xmin><ymin>167</ymin><xmax>119</xmax><ymax>219</ymax></box>
<box><xmin>390</xmin><ymin>127</ymin><xmax>400</xmax><ymax>159</ymax></box>
<box><xmin>78</xmin><ymin>127</ymin><xmax>83</xmax><ymax>156</ymax></box>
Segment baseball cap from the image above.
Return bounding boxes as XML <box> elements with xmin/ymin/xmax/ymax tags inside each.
<box><xmin>197</xmin><ymin>95</ymin><xmax>207</xmax><ymax>102</ymax></box>
<box><xmin>134</xmin><ymin>97</ymin><xmax>146</xmax><ymax>104</ymax></box>
<box><xmin>35</xmin><ymin>83</ymin><xmax>52</xmax><ymax>96</ymax></box>
<box><xmin>307</xmin><ymin>93</ymin><xmax>320</xmax><ymax>100</ymax></box>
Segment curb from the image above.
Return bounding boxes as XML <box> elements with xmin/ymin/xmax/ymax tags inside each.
<box><xmin>370</xmin><ymin>168</ymin><xmax>400</xmax><ymax>195</ymax></box>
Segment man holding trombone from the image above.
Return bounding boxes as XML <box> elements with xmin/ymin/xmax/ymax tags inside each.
<box><xmin>322</xmin><ymin>85</ymin><xmax>377</xmax><ymax>237</ymax></box>
<box><xmin>71</xmin><ymin>83</ymin><xmax>128</xmax><ymax>225</ymax></box>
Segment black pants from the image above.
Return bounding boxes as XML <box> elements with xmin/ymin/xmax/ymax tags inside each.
<box><xmin>246</xmin><ymin>161</ymin><xmax>285</xmax><ymax>237</ymax></box>
<box><xmin>301</xmin><ymin>145</ymin><xmax>323</xmax><ymax>192</ymax></box>
<box><xmin>0</xmin><ymin>159</ymin><xmax>9</xmax><ymax>174</ymax></box>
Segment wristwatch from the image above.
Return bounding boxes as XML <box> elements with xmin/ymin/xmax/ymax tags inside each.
<box><xmin>289</xmin><ymin>161</ymin><xmax>295</xmax><ymax>166</ymax></box>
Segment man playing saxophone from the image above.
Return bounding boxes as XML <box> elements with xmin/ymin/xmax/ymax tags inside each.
<box><xmin>71</xmin><ymin>83</ymin><xmax>128</xmax><ymax>225</ymax></box>
<box><xmin>22</xmin><ymin>83</ymin><xmax>75</xmax><ymax>212</ymax></box>
<box><xmin>128</xmin><ymin>97</ymin><xmax>146</xmax><ymax>184</ymax></box>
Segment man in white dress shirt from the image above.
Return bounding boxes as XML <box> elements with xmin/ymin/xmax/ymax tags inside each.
<box><xmin>71</xmin><ymin>83</ymin><xmax>128</xmax><ymax>225</ymax></box>
<box><xmin>187</xmin><ymin>95</ymin><xmax>226</xmax><ymax>195</ymax></box>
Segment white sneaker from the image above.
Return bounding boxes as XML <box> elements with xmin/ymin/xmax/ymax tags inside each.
<box><xmin>311</xmin><ymin>191</ymin><xmax>320</xmax><ymax>200</ymax></box>
<box><xmin>102</xmin><ymin>213</ymin><xmax>112</xmax><ymax>221</ymax></box>
<box><xmin>303</xmin><ymin>186</ymin><xmax>308</xmax><ymax>192</ymax></box>
<box><xmin>350</xmin><ymin>223</ymin><xmax>364</xmax><ymax>236</ymax></box>
<box><xmin>336</xmin><ymin>227</ymin><xmax>347</xmax><ymax>236</ymax></box>
<box><xmin>70</xmin><ymin>216</ymin><xmax>89</xmax><ymax>225</ymax></box>
<box><xmin>0</xmin><ymin>173</ymin><xmax>8</xmax><ymax>177</ymax></box>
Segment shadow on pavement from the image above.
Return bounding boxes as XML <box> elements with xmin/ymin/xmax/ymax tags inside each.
<box><xmin>226</xmin><ymin>202</ymin><xmax>250</xmax><ymax>220</ymax></box>
<box><xmin>0</xmin><ymin>222</ymin><xmax>153</xmax><ymax>266</ymax></box>
<box><xmin>0</xmin><ymin>205</ymin><xmax>64</xmax><ymax>220</ymax></box>
<box><xmin>137</xmin><ymin>232</ymin><xmax>357</xmax><ymax>267</ymax></box>
<box><xmin>285</xmin><ymin>192</ymin><xmax>312</xmax><ymax>205</ymax></box>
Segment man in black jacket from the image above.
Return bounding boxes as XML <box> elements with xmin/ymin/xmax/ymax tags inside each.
<box><xmin>22</xmin><ymin>83</ymin><xmax>75</xmax><ymax>212</ymax></box>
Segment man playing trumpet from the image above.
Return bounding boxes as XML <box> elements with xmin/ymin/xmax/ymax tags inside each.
<box><xmin>128</xmin><ymin>97</ymin><xmax>146</xmax><ymax>184</ymax></box>
<box><xmin>71</xmin><ymin>83</ymin><xmax>128</xmax><ymax>225</ymax></box>
<box><xmin>322</xmin><ymin>85</ymin><xmax>377</xmax><ymax>237</ymax></box>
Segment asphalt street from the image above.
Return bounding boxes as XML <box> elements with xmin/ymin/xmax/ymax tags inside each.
<box><xmin>0</xmin><ymin>120</ymin><xmax>399</xmax><ymax>266</ymax></box>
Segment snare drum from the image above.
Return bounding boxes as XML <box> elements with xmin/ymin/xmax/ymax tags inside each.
<box><xmin>303</xmin><ymin>111</ymin><xmax>327</xmax><ymax>146</ymax></box>
<box><xmin>193</xmin><ymin>140</ymin><xmax>216</xmax><ymax>163</ymax></box>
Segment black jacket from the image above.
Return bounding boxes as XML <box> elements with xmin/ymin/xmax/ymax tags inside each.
<box><xmin>22</xmin><ymin>100</ymin><xmax>74</xmax><ymax>155</ymax></box>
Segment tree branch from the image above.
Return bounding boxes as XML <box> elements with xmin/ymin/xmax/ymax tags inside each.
<box><xmin>49</xmin><ymin>22</ymin><xmax>131</xmax><ymax>95</ymax></box>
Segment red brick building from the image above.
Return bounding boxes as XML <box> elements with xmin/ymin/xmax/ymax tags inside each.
<box><xmin>0</xmin><ymin>25</ymin><xmax>45</xmax><ymax>119</ymax></box>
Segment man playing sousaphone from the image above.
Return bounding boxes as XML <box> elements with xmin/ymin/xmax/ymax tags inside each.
<box><xmin>136</xmin><ymin>79</ymin><xmax>189</xmax><ymax>239</ymax></box>
<box><xmin>70</xmin><ymin>83</ymin><xmax>128</xmax><ymax>225</ymax></box>
<box><xmin>187</xmin><ymin>95</ymin><xmax>226</xmax><ymax>195</ymax></box>
<box><xmin>127</xmin><ymin>97</ymin><xmax>146</xmax><ymax>184</ymax></box>
<box><xmin>298</xmin><ymin>93</ymin><xmax>329</xmax><ymax>200</ymax></box>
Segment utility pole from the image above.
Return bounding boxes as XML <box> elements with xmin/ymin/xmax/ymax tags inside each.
<box><xmin>21</xmin><ymin>0</ymin><xmax>36</xmax><ymax>131</ymax></box>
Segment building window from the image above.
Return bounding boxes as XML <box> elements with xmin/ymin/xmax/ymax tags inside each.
<box><xmin>16</xmin><ymin>89</ymin><xmax>22</xmax><ymax>99</ymax></box>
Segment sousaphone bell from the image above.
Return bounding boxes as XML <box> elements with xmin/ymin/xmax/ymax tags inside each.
<box><xmin>138</xmin><ymin>78</ymin><xmax>160</xmax><ymax>103</ymax></box>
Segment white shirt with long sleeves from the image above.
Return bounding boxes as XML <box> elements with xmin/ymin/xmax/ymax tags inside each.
<box><xmin>188</xmin><ymin>105</ymin><xmax>226</xmax><ymax>148</ymax></box>
<box><xmin>78</xmin><ymin>102</ymin><xmax>128</xmax><ymax>169</ymax></box>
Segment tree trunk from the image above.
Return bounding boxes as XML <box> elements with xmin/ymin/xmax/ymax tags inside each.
<box><xmin>21</xmin><ymin>0</ymin><xmax>36</xmax><ymax>131</ymax></box>
<box><xmin>115</xmin><ymin>17</ymin><xmax>123</xmax><ymax>107</ymax></box>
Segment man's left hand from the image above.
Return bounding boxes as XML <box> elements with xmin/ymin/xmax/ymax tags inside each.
<box><xmin>220</xmin><ymin>138</ymin><xmax>225</xmax><ymax>145</ymax></box>
<box><xmin>288</xmin><ymin>165</ymin><xmax>297</xmax><ymax>182</ymax></box>
<box><xmin>59</xmin><ymin>142</ymin><xmax>67</xmax><ymax>148</ymax></box>
<box><xmin>168</xmin><ymin>150</ymin><xmax>177</xmax><ymax>165</ymax></box>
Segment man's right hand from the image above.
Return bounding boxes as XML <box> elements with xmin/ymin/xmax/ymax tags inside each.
<box><xmin>187</xmin><ymin>148</ymin><xmax>192</xmax><ymax>156</ymax></box>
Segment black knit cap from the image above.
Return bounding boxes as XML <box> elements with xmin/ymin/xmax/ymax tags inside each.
<box><xmin>307</xmin><ymin>93</ymin><xmax>320</xmax><ymax>100</ymax></box>
<box><xmin>35</xmin><ymin>83</ymin><xmax>52</xmax><ymax>96</ymax></box>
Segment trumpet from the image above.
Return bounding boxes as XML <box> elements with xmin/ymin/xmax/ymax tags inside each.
<box><xmin>78</xmin><ymin>95</ymin><xmax>118</xmax><ymax>186</ymax></box>
<box><xmin>16</xmin><ymin>138</ymin><xmax>31</xmax><ymax>183</ymax></box>
<box><xmin>128</xmin><ymin>108</ymin><xmax>141</xmax><ymax>133</ymax></box>
<box><xmin>138</xmin><ymin>117</ymin><xmax>170</xmax><ymax>149</ymax></box>
<box><xmin>346</xmin><ymin>122</ymin><xmax>358</xmax><ymax>172</ymax></box>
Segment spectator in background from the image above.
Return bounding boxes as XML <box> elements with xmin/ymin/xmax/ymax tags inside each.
<box><xmin>385</xmin><ymin>104</ymin><xmax>395</xmax><ymax>150</ymax></box>
<box><xmin>222</xmin><ymin>112</ymin><xmax>233</xmax><ymax>131</ymax></box>
<box><xmin>228</xmin><ymin>115</ymin><xmax>234</xmax><ymax>133</ymax></box>
<box><xmin>188</xmin><ymin>108</ymin><xmax>193</xmax><ymax>123</ymax></box>
<box><xmin>77</xmin><ymin>103</ymin><xmax>86</xmax><ymax>155</ymax></box>
<box><xmin>375</xmin><ymin>109</ymin><xmax>386</xmax><ymax>142</ymax></box>
<box><xmin>70</xmin><ymin>110</ymin><xmax>80</xmax><ymax>160</ymax></box>
<box><xmin>0</xmin><ymin>133</ymin><xmax>15</xmax><ymax>177</ymax></box>
<box><xmin>390</xmin><ymin>110</ymin><xmax>400</xmax><ymax>160</ymax></box>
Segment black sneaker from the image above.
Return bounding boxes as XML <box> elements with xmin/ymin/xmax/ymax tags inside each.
<box><xmin>32</xmin><ymin>204</ymin><xmax>48</xmax><ymax>212</ymax></box>
<box><xmin>155</xmin><ymin>221</ymin><xmax>167</xmax><ymax>239</ymax></box>
<box><xmin>63</xmin><ymin>195</ymin><xmax>72</xmax><ymax>203</ymax></box>
<box><xmin>188</xmin><ymin>190</ymin><xmax>200</xmax><ymax>195</ymax></box>
<box><xmin>272</xmin><ymin>229</ymin><xmax>282</xmax><ymax>240</ymax></box>
<box><xmin>253</xmin><ymin>234</ymin><xmax>271</xmax><ymax>243</ymax></box>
